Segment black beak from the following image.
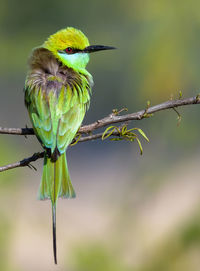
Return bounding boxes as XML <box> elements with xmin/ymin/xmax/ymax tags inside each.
<box><xmin>83</xmin><ymin>45</ymin><xmax>116</xmax><ymax>53</ymax></box>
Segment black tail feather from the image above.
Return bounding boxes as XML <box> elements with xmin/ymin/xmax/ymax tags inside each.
<box><xmin>52</xmin><ymin>204</ymin><xmax>57</xmax><ymax>264</ymax></box>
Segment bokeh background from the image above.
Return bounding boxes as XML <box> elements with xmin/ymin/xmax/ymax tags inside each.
<box><xmin>1</xmin><ymin>0</ymin><xmax>200</xmax><ymax>270</ymax></box>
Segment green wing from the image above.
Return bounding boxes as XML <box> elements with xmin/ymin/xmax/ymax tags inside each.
<box><xmin>25</xmin><ymin>86</ymin><xmax>54</xmax><ymax>149</ymax></box>
<box><xmin>25</xmin><ymin>76</ymin><xmax>90</xmax><ymax>154</ymax></box>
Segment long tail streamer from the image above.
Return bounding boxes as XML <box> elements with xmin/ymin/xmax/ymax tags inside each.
<box><xmin>52</xmin><ymin>204</ymin><xmax>57</xmax><ymax>264</ymax></box>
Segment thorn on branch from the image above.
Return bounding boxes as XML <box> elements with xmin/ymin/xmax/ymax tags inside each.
<box><xmin>24</xmin><ymin>124</ymin><xmax>29</xmax><ymax>139</ymax></box>
<box><xmin>27</xmin><ymin>163</ymin><xmax>37</xmax><ymax>171</ymax></box>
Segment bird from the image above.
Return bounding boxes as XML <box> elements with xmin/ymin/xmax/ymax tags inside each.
<box><xmin>24</xmin><ymin>27</ymin><xmax>115</xmax><ymax>264</ymax></box>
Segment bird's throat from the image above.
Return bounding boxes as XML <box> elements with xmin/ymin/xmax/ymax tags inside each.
<box><xmin>58</xmin><ymin>52</ymin><xmax>90</xmax><ymax>74</ymax></box>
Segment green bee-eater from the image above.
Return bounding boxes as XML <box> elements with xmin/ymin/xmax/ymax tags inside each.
<box><xmin>24</xmin><ymin>27</ymin><xmax>115</xmax><ymax>264</ymax></box>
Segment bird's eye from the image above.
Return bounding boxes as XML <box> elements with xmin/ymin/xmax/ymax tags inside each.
<box><xmin>65</xmin><ymin>47</ymin><xmax>73</xmax><ymax>54</ymax></box>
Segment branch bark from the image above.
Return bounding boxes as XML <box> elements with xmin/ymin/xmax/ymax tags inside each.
<box><xmin>0</xmin><ymin>131</ymin><xmax>120</xmax><ymax>172</ymax></box>
<box><xmin>0</xmin><ymin>94</ymin><xmax>200</xmax><ymax>172</ymax></box>
<box><xmin>1</xmin><ymin>95</ymin><xmax>200</xmax><ymax>136</ymax></box>
<box><xmin>0</xmin><ymin>152</ymin><xmax>44</xmax><ymax>172</ymax></box>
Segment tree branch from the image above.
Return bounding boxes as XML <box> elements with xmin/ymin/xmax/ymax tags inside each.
<box><xmin>0</xmin><ymin>131</ymin><xmax>121</xmax><ymax>172</ymax></box>
<box><xmin>1</xmin><ymin>95</ymin><xmax>200</xmax><ymax>136</ymax></box>
<box><xmin>0</xmin><ymin>152</ymin><xmax>44</xmax><ymax>172</ymax></box>
<box><xmin>0</xmin><ymin>94</ymin><xmax>200</xmax><ymax>172</ymax></box>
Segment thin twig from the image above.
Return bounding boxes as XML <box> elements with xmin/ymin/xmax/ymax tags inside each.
<box><xmin>80</xmin><ymin>95</ymin><xmax>200</xmax><ymax>133</ymax></box>
<box><xmin>0</xmin><ymin>127</ymin><xmax>34</xmax><ymax>135</ymax></box>
<box><xmin>0</xmin><ymin>152</ymin><xmax>44</xmax><ymax>172</ymax></box>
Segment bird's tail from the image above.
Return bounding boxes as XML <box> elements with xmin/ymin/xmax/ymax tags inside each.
<box><xmin>39</xmin><ymin>152</ymin><xmax>76</xmax><ymax>264</ymax></box>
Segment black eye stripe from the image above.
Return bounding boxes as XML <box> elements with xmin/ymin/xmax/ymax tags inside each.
<box><xmin>70</xmin><ymin>48</ymin><xmax>82</xmax><ymax>53</ymax></box>
<box><xmin>67</xmin><ymin>48</ymin><xmax>82</xmax><ymax>53</ymax></box>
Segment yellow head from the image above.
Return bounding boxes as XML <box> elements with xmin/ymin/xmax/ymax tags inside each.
<box><xmin>43</xmin><ymin>27</ymin><xmax>115</xmax><ymax>74</ymax></box>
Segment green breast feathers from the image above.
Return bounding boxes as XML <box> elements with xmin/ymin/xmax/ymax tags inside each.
<box><xmin>24</xmin><ymin>48</ymin><xmax>93</xmax><ymax>157</ymax></box>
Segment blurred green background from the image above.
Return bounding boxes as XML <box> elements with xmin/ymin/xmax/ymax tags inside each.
<box><xmin>1</xmin><ymin>0</ymin><xmax>200</xmax><ymax>270</ymax></box>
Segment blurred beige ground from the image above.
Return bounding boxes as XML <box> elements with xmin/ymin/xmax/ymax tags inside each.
<box><xmin>1</xmin><ymin>148</ymin><xmax>200</xmax><ymax>270</ymax></box>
